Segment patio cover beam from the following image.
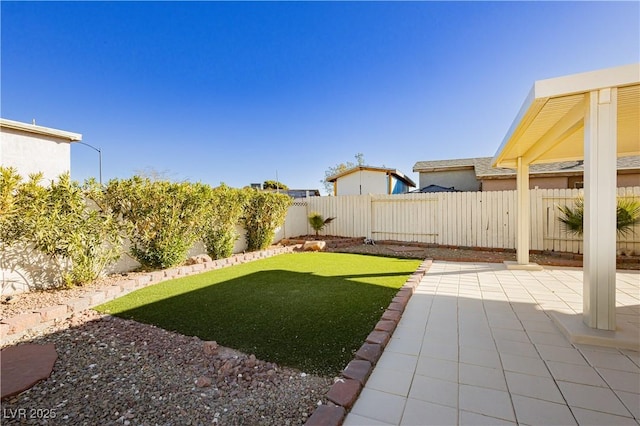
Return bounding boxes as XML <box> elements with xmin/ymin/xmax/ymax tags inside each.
<box><xmin>521</xmin><ymin>100</ymin><xmax>584</xmax><ymax>165</ymax></box>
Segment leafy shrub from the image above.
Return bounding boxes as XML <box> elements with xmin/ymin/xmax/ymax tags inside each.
<box><xmin>243</xmin><ymin>190</ymin><xmax>292</xmax><ymax>251</ymax></box>
<box><xmin>63</xmin><ymin>179</ymin><xmax>123</xmax><ymax>285</ymax></box>
<box><xmin>558</xmin><ymin>196</ymin><xmax>640</xmax><ymax>237</ymax></box>
<box><xmin>105</xmin><ymin>177</ymin><xmax>209</xmax><ymax>269</ymax></box>
<box><xmin>0</xmin><ymin>168</ymin><xmax>123</xmax><ymax>286</ymax></box>
<box><xmin>0</xmin><ymin>167</ymin><xmax>33</xmax><ymax>246</ymax></box>
<box><xmin>263</xmin><ymin>180</ymin><xmax>288</xmax><ymax>190</ymax></box>
<box><xmin>201</xmin><ymin>184</ymin><xmax>248</xmax><ymax>259</ymax></box>
<box><xmin>308</xmin><ymin>212</ymin><xmax>335</xmax><ymax>236</ymax></box>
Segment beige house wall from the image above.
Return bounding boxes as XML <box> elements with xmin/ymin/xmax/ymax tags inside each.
<box><xmin>530</xmin><ymin>176</ymin><xmax>570</xmax><ymax>189</ymax></box>
<box><xmin>480</xmin><ymin>179</ymin><xmax>516</xmax><ymax>191</ymax></box>
<box><xmin>482</xmin><ymin>173</ymin><xmax>638</xmax><ymax>191</ymax></box>
<box><xmin>0</xmin><ymin>127</ymin><xmax>72</xmax><ymax>182</ymax></box>
<box><xmin>618</xmin><ymin>173</ymin><xmax>640</xmax><ymax>187</ymax></box>
<box><xmin>486</xmin><ymin>176</ymin><xmax>570</xmax><ymax>191</ymax></box>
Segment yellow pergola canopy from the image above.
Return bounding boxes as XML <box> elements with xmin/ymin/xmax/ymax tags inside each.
<box><xmin>491</xmin><ymin>64</ymin><xmax>640</xmax><ymax>331</ymax></box>
<box><xmin>493</xmin><ymin>64</ymin><xmax>640</xmax><ymax>169</ymax></box>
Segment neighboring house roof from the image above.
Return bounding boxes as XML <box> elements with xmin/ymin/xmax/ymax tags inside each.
<box><xmin>326</xmin><ymin>166</ymin><xmax>417</xmax><ymax>187</ymax></box>
<box><xmin>0</xmin><ymin>118</ymin><xmax>82</xmax><ymax>142</ymax></box>
<box><xmin>413</xmin><ymin>155</ymin><xmax>640</xmax><ymax>180</ymax></box>
<box><xmin>411</xmin><ymin>184</ymin><xmax>461</xmax><ymax>193</ymax></box>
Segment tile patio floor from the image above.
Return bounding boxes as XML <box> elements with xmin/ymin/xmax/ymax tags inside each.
<box><xmin>344</xmin><ymin>261</ymin><xmax>640</xmax><ymax>426</ymax></box>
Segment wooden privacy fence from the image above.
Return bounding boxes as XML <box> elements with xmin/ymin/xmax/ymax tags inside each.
<box><xmin>281</xmin><ymin>187</ymin><xmax>640</xmax><ymax>254</ymax></box>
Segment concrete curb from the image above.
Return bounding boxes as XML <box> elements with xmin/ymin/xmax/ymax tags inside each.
<box><xmin>1</xmin><ymin>246</ymin><xmax>300</xmax><ymax>345</ymax></box>
<box><xmin>305</xmin><ymin>259</ymin><xmax>433</xmax><ymax>426</ymax></box>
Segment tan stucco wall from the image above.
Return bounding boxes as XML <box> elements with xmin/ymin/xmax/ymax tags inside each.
<box><xmin>530</xmin><ymin>176</ymin><xmax>570</xmax><ymax>189</ymax></box>
<box><xmin>483</xmin><ymin>177</ymin><xmax>568</xmax><ymax>191</ymax></box>
<box><xmin>0</xmin><ymin>127</ymin><xmax>71</xmax><ymax>182</ymax></box>
<box><xmin>481</xmin><ymin>179</ymin><xmax>516</xmax><ymax>191</ymax></box>
<box><xmin>482</xmin><ymin>173</ymin><xmax>638</xmax><ymax>191</ymax></box>
<box><xmin>618</xmin><ymin>173</ymin><xmax>640</xmax><ymax>187</ymax></box>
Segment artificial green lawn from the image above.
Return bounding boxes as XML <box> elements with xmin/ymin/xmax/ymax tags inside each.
<box><xmin>96</xmin><ymin>252</ymin><xmax>420</xmax><ymax>376</ymax></box>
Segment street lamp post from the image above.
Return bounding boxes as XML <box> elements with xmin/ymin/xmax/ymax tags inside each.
<box><xmin>76</xmin><ymin>141</ymin><xmax>102</xmax><ymax>185</ymax></box>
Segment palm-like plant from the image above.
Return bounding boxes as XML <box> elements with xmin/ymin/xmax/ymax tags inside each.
<box><xmin>617</xmin><ymin>198</ymin><xmax>640</xmax><ymax>236</ymax></box>
<box><xmin>558</xmin><ymin>196</ymin><xmax>640</xmax><ymax>237</ymax></box>
<box><xmin>308</xmin><ymin>212</ymin><xmax>335</xmax><ymax>236</ymax></box>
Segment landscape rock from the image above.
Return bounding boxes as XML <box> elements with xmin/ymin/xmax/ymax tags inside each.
<box><xmin>194</xmin><ymin>376</ymin><xmax>212</xmax><ymax>388</ymax></box>
<box><xmin>186</xmin><ymin>254</ymin><xmax>213</xmax><ymax>265</ymax></box>
<box><xmin>2</xmin><ymin>295</ymin><xmax>19</xmax><ymax>305</ymax></box>
<box><xmin>203</xmin><ymin>341</ymin><xmax>219</xmax><ymax>356</ymax></box>
<box><xmin>244</xmin><ymin>354</ymin><xmax>257</xmax><ymax>368</ymax></box>
<box><xmin>303</xmin><ymin>241</ymin><xmax>326</xmax><ymax>251</ymax></box>
<box><xmin>1</xmin><ymin>310</ymin><xmax>332</xmax><ymax>425</ymax></box>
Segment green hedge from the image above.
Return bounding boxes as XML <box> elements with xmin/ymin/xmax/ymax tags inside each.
<box><xmin>243</xmin><ymin>190</ymin><xmax>292</xmax><ymax>251</ymax></box>
<box><xmin>0</xmin><ymin>167</ymin><xmax>122</xmax><ymax>286</ymax></box>
<box><xmin>0</xmin><ymin>167</ymin><xmax>295</xmax><ymax>282</ymax></box>
<box><xmin>201</xmin><ymin>184</ymin><xmax>248</xmax><ymax>259</ymax></box>
<box><xmin>104</xmin><ymin>176</ymin><xmax>210</xmax><ymax>269</ymax></box>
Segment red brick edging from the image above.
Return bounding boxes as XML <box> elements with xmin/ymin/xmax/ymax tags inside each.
<box><xmin>0</xmin><ymin>246</ymin><xmax>301</xmax><ymax>345</ymax></box>
<box><xmin>305</xmin><ymin>259</ymin><xmax>433</xmax><ymax>426</ymax></box>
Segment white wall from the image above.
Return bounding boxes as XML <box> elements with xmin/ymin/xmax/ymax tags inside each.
<box><xmin>336</xmin><ymin>170</ymin><xmax>388</xmax><ymax>195</ymax></box>
<box><xmin>4</xmin><ymin>225</ymin><xmax>257</xmax><ymax>296</ymax></box>
<box><xmin>0</xmin><ymin>128</ymin><xmax>71</xmax><ymax>182</ymax></box>
<box><xmin>0</xmin><ymin>127</ymin><xmax>75</xmax><ymax>294</ymax></box>
<box><xmin>1</xmin><ymin>244</ymin><xmax>69</xmax><ymax>295</ymax></box>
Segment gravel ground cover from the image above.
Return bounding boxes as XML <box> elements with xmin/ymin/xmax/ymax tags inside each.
<box><xmin>2</xmin><ymin>309</ymin><xmax>332</xmax><ymax>425</ymax></box>
<box><xmin>1</xmin><ymin>272</ymin><xmax>149</xmax><ymax>321</ymax></box>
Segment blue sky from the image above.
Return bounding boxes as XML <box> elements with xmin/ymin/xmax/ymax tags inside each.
<box><xmin>2</xmin><ymin>1</ymin><xmax>638</xmax><ymax>193</ymax></box>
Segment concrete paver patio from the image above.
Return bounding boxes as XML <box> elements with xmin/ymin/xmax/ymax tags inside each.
<box><xmin>344</xmin><ymin>261</ymin><xmax>640</xmax><ymax>426</ymax></box>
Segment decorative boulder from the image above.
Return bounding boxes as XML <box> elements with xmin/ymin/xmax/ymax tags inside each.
<box><xmin>203</xmin><ymin>341</ymin><xmax>219</xmax><ymax>355</ymax></box>
<box><xmin>303</xmin><ymin>241</ymin><xmax>326</xmax><ymax>251</ymax></box>
<box><xmin>186</xmin><ymin>254</ymin><xmax>213</xmax><ymax>265</ymax></box>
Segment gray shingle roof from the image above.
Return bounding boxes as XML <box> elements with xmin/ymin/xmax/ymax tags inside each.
<box><xmin>413</xmin><ymin>156</ymin><xmax>640</xmax><ymax>179</ymax></box>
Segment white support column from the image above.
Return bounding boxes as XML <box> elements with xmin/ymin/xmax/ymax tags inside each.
<box><xmin>583</xmin><ymin>88</ymin><xmax>617</xmax><ymax>330</ymax></box>
<box><xmin>505</xmin><ymin>157</ymin><xmax>541</xmax><ymax>270</ymax></box>
<box><xmin>516</xmin><ymin>157</ymin><xmax>530</xmax><ymax>265</ymax></box>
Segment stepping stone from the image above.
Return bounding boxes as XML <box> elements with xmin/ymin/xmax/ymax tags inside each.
<box><xmin>1</xmin><ymin>344</ymin><xmax>57</xmax><ymax>399</ymax></box>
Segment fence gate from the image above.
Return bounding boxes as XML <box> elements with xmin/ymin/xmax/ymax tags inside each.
<box><xmin>371</xmin><ymin>194</ymin><xmax>439</xmax><ymax>243</ymax></box>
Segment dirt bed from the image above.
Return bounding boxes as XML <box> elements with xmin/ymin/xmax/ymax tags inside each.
<box><xmin>329</xmin><ymin>243</ymin><xmax>640</xmax><ymax>270</ymax></box>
